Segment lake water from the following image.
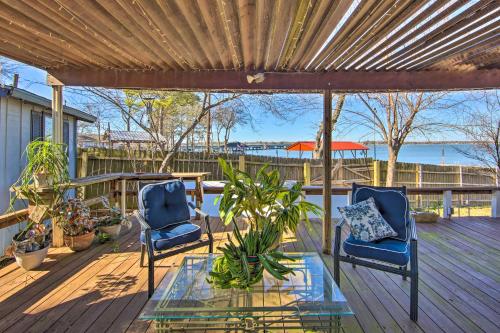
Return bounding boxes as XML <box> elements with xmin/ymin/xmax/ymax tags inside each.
<box><xmin>245</xmin><ymin>143</ymin><xmax>481</xmax><ymax>166</ymax></box>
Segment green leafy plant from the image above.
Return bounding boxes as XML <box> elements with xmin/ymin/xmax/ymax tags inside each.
<box><xmin>208</xmin><ymin>220</ymin><xmax>295</xmax><ymax>289</ymax></box>
<box><xmin>217</xmin><ymin>158</ymin><xmax>322</xmax><ymax>234</ymax></box>
<box><xmin>98</xmin><ymin>232</ymin><xmax>111</xmax><ymax>244</ymax></box>
<box><xmin>7</xmin><ymin>139</ymin><xmax>69</xmax><ymax>246</ymax></box>
<box><xmin>94</xmin><ymin>197</ymin><xmax>129</xmax><ymax>228</ymax></box>
<box><xmin>10</xmin><ymin>139</ymin><xmax>69</xmax><ymax>208</ymax></box>
<box><xmin>209</xmin><ymin>159</ymin><xmax>321</xmax><ymax>289</ymax></box>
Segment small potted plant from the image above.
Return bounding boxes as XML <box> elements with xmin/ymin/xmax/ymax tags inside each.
<box><xmin>56</xmin><ymin>198</ymin><xmax>95</xmax><ymax>251</ymax></box>
<box><xmin>5</xmin><ymin>222</ymin><xmax>51</xmax><ymax>271</ymax></box>
<box><xmin>95</xmin><ymin>198</ymin><xmax>129</xmax><ymax>239</ymax></box>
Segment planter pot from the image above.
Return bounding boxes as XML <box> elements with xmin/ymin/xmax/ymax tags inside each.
<box><xmin>34</xmin><ymin>172</ymin><xmax>54</xmax><ymax>188</ymax></box>
<box><xmin>413</xmin><ymin>211</ymin><xmax>439</xmax><ymax>223</ymax></box>
<box><xmin>64</xmin><ymin>232</ymin><xmax>95</xmax><ymax>251</ymax></box>
<box><xmin>14</xmin><ymin>245</ymin><xmax>49</xmax><ymax>271</ymax></box>
<box><xmin>98</xmin><ymin>224</ymin><xmax>122</xmax><ymax>239</ymax></box>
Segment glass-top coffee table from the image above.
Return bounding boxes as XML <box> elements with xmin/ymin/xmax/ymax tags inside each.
<box><xmin>140</xmin><ymin>252</ymin><xmax>353</xmax><ymax>332</ymax></box>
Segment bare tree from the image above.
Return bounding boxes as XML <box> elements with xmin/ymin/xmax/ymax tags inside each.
<box><xmin>351</xmin><ymin>92</ymin><xmax>449</xmax><ymax>186</ymax></box>
<box><xmin>455</xmin><ymin>91</ymin><xmax>499</xmax><ymax>175</ymax></box>
<box><xmin>314</xmin><ymin>94</ymin><xmax>346</xmax><ymax>159</ymax></box>
<box><xmin>213</xmin><ymin>105</ymin><xmax>249</xmax><ymax>153</ymax></box>
<box><xmin>85</xmin><ymin>88</ymin><xmax>242</xmax><ymax>171</ymax></box>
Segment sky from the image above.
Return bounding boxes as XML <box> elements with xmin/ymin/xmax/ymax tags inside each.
<box><xmin>0</xmin><ymin>57</ymin><xmax>493</xmax><ymax>143</ymax></box>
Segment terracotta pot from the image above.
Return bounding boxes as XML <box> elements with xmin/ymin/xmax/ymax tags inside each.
<box><xmin>98</xmin><ymin>224</ymin><xmax>122</xmax><ymax>239</ymax></box>
<box><xmin>64</xmin><ymin>231</ymin><xmax>95</xmax><ymax>251</ymax></box>
<box><xmin>14</xmin><ymin>245</ymin><xmax>49</xmax><ymax>271</ymax></box>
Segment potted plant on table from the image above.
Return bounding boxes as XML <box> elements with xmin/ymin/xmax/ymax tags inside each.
<box><xmin>208</xmin><ymin>158</ymin><xmax>322</xmax><ymax>289</ymax></box>
<box><xmin>5</xmin><ymin>139</ymin><xmax>69</xmax><ymax>270</ymax></box>
<box><xmin>56</xmin><ymin>198</ymin><xmax>95</xmax><ymax>251</ymax></box>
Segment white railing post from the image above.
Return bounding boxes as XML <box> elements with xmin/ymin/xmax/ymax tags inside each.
<box><xmin>443</xmin><ymin>190</ymin><xmax>453</xmax><ymax>219</ymax></box>
<box><xmin>491</xmin><ymin>190</ymin><xmax>500</xmax><ymax>218</ymax></box>
<box><xmin>121</xmin><ymin>179</ymin><xmax>127</xmax><ymax>217</ymax></box>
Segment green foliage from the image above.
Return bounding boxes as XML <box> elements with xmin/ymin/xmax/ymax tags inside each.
<box><xmin>217</xmin><ymin>158</ymin><xmax>322</xmax><ymax>234</ymax></box>
<box><xmin>9</xmin><ymin>139</ymin><xmax>70</xmax><ymax>242</ymax></box>
<box><xmin>207</xmin><ymin>221</ymin><xmax>295</xmax><ymax>289</ymax></box>
<box><xmin>10</xmin><ymin>139</ymin><xmax>69</xmax><ymax>208</ymax></box>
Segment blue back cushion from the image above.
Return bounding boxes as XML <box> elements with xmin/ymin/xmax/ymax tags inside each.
<box><xmin>139</xmin><ymin>180</ymin><xmax>190</xmax><ymax>230</ymax></box>
<box><xmin>351</xmin><ymin>183</ymin><xmax>409</xmax><ymax>241</ymax></box>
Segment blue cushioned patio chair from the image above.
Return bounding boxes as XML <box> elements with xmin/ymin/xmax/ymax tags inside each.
<box><xmin>134</xmin><ymin>180</ymin><xmax>213</xmax><ymax>298</ymax></box>
<box><xmin>333</xmin><ymin>183</ymin><xmax>418</xmax><ymax>321</ymax></box>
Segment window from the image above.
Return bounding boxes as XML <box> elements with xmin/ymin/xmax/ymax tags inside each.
<box><xmin>30</xmin><ymin>111</ymin><xmax>43</xmax><ymax>141</ymax></box>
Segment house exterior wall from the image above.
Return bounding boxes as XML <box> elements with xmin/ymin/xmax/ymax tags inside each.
<box><xmin>0</xmin><ymin>95</ymin><xmax>77</xmax><ymax>256</ymax></box>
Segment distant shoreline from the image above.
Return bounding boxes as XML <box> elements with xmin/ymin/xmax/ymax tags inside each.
<box><xmin>361</xmin><ymin>141</ymin><xmax>484</xmax><ymax>145</ymax></box>
<box><xmin>241</xmin><ymin>140</ymin><xmax>483</xmax><ymax>145</ymax></box>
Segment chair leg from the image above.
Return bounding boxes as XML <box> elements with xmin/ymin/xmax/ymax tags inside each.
<box><xmin>333</xmin><ymin>226</ymin><xmax>341</xmax><ymax>287</ymax></box>
<box><xmin>410</xmin><ymin>239</ymin><xmax>418</xmax><ymax>321</ymax></box>
<box><xmin>140</xmin><ymin>244</ymin><xmax>146</xmax><ymax>267</ymax></box>
<box><xmin>402</xmin><ymin>265</ymin><xmax>407</xmax><ymax>280</ymax></box>
<box><xmin>148</xmin><ymin>256</ymin><xmax>155</xmax><ymax>298</ymax></box>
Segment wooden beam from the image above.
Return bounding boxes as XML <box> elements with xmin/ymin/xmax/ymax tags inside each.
<box><xmin>322</xmin><ymin>90</ymin><xmax>332</xmax><ymax>254</ymax></box>
<box><xmin>49</xmin><ymin>69</ymin><xmax>500</xmax><ymax>91</ymax></box>
<box><xmin>50</xmin><ymin>83</ymin><xmax>64</xmax><ymax>247</ymax></box>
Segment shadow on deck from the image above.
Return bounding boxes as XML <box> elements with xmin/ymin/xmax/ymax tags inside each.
<box><xmin>0</xmin><ymin>216</ymin><xmax>498</xmax><ymax>333</ymax></box>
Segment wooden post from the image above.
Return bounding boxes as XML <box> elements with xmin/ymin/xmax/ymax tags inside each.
<box><xmin>77</xmin><ymin>150</ymin><xmax>88</xmax><ymax>199</ymax></box>
<box><xmin>303</xmin><ymin>162</ymin><xmax>311</xmax><ymax>186</ymax></box>
<box><xmin>49</xmin><ymin>79</ymin><xmax>64</xmax><ymax>247</ymax></box>
<box><xmin>373</xmin><ymin>160</ymin><xmax>380</xmax><ymax>186</ymax></box>
<box><xmin>443</xmin><ymin>190</ymin><xmax>453</xmax><ymax>219</ymax></box>
<box><xmin>322</xmin><ymin>90</ymin><xmax>332</xmax><ymax>254</ymax></box>
<box><xmin>206</xmin><ymin>94</ymin><xmax>211</xmax><ymax>154</ymax></box>
<box><xmin>238</xmin><ymin>155</ymin><xmax>246</xmax><ymax>172</ymax></box>
<box><xmin>121</xmin><ymin>179</ymin><xmax>127</xmax><ymax>217</ymax></box>
<box><xmin>491</xmin><ymin>190</ymin><xmax>500</xmax><ymax>218</ymax></box>
<box><xmin>415</xmin><ymin>164</ymin><xmax>422</xmax><ymax>208</ymax></box>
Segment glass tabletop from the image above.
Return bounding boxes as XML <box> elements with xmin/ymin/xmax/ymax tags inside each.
<box><xmin>140</xmin><ymin>252</ymin><xmax>353</xmax><ymax>322</ymax></box>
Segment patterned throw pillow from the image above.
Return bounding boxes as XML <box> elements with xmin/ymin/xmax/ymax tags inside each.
<box><xmin>338</xmin><ymin>197</ymin><xmax>397</xmax><ymax>242</ymax></box>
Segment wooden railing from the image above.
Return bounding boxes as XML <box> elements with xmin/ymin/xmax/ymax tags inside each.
<box><xmin>1</xmin><ymin>174</ymin><xmax>499</xmax><ymax>233</ymax></box>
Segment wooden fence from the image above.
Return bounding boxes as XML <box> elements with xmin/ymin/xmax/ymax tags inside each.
<box><xmin>77</xmin><ymin>148</ymin><xmax>497</xmax><ymax>211</ymax></box>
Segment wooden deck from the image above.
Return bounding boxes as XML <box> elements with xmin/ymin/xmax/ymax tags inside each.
<box><xmin>0</xmin><ymin>216</ymin><xmax>498</xmax><ymax>333</ymax></box>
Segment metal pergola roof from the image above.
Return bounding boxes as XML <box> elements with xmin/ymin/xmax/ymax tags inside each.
<box><xmin>0</xmin><ymin>0</ymin><xmax>498</xmax><ymax>91</ymax></box>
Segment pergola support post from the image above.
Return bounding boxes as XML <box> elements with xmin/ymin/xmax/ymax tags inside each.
<box><xmin>322</xmin><ymin>90</ymin><xmax>332</xmax><ymax>254</ymax></box>
<box><xmin>50</xmin><ymin>80</ymin><xmax>65</xmax><ymax>247</ymax></box>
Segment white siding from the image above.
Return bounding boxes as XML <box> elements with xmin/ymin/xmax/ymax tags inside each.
<box><xmin>0</xmin><ymin>96</ymin><xmax>79</xmax><ymax>256</ymax></box>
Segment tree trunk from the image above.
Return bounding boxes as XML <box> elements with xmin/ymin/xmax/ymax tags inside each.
<box><xmin>386</xmin><ymin>148</ymin><xmax>398</xmax><ymax>186</ymax></box>
<box><xmin>158</xmin><ymin>105</ymin><xmax>209</xmax><ymax>172</ymax></box>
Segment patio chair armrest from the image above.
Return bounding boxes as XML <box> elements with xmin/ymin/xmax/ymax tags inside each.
<box><xmin>133</xmin><ymin>210</ymin><xmax>151</xmax><ymax>232</ymax></box>
<box><xmin>187</xmin><ymin>202</ymin><xmax>213</xmax><ymax>236</ymax></box>
<box><xmin>335</xmin><ymin>219</ymin><xmax>346</xmax><ymax>231</ymax></box>
<box><xmin>410</xmin><ymin>216</ymin><xmax>417</xmax><ymax>241</ymax></box>
<box><xmin>187</xmin><ymin>201</ymin><xmax>208</xmax><ymax>218</ymax></box>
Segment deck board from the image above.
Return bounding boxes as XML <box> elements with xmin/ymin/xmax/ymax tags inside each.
<box><xmin>0</xmin><ymin>216</ymin><xmax>498</xmax><ymax>333</ymax></box>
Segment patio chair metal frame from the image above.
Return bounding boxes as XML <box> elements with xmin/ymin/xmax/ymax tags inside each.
<box><xmin>333</xmin><ymin>188</ymin><xmax>419</xmax><ymax>321</ymax></box>
<box><xmin>134</xmin><ymin>201</ymin><xmax>213</xmax><ymax>298</ymax></box>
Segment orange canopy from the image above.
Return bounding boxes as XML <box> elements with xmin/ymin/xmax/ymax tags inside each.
<box><xmin>286</xmin><ymin>141</ymin><xmax>369</xmax><ymax>151</ymax></box>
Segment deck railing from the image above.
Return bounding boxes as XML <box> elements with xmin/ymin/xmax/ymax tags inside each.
<box><xmin>1</xmin><ymin>173</ymin><xmax>498</xmax><ymax>233</ymax></box>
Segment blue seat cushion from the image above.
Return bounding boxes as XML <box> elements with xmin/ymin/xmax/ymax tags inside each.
<box><xmin>343</xmin><ymin>234</ymin><xmax>410</xmax><ymax>266</ymax></box>
<box><xmin>139</xmin><ymin>180</ymin><xmax>191</xmax><ymax>230</ymax></box>
<box><xmin>352</xmin><ymin>183</ymin><xmax>410</xmax><ymax>241</ymax></box>
<box><xmin>141</xmin><ymin>222</ymin><xmax>201</xmax><ymax>251</ymax></box>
